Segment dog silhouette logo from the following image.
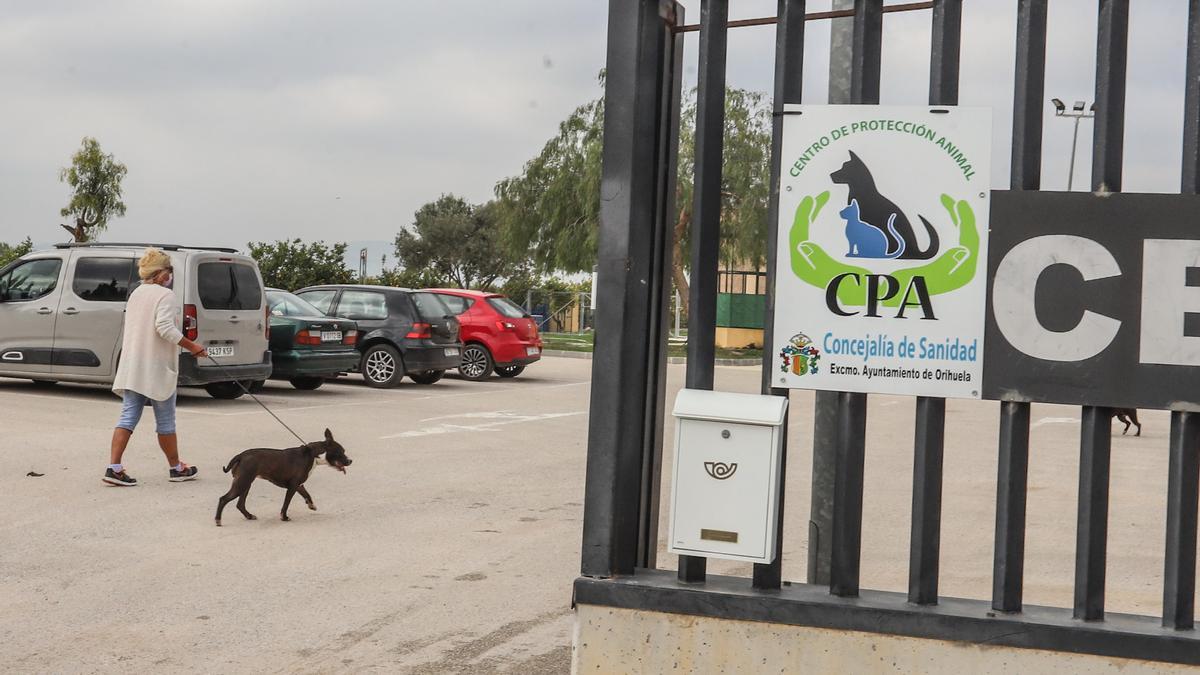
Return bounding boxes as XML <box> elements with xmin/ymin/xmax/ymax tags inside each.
<box><xmin>831</xmin><ymin>151</ymin><xmax>939</xmax><ymax>260</ymax></box>
<box><xmin>704</xmin><ymin>461</ymin><xmax>738</xmax><ymax>480</ymax></box>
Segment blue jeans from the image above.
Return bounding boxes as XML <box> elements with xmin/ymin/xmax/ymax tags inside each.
<box><xmin>116</xmin><ymin>391</ymin><xmax>177</xmax><ymax>435</ymax></box>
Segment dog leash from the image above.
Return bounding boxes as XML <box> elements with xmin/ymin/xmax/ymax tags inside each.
<box><xmin>204</xmin><ymin>355</ymin><xmax>310</xmax><ymax>447</ymax></box>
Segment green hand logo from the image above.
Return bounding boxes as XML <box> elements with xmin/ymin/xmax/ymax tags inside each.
<box><xmin>788</xmin><ymin>191</ymin><xmax>979</xmax><ymax>306</ymax></box>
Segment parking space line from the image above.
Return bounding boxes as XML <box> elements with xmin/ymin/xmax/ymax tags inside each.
<box><xmin>381</xmin><ymin>411</ymin><xmax>584</xmax><ymax>439</ymax></box>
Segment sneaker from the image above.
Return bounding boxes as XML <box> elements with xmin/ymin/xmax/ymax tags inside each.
<box><xmin>103</xmin><ymin>468</ymin><xmax>138</xmax><ymax>487</ymax></box>
<box><xmin>169</xmin><ymin>463</ymin><xmax>198</xmax><ymax>482</ymax></box>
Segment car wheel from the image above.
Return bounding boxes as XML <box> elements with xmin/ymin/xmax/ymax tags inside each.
<box><xmin>205</xmin><ymin>381</ymin><xmax>247</xmax><ymax>399</ymax></box>
<box><xmin>290</xmin><ymin>376</ymin><xmax>325</xmax><ymax>390</ymax></box>
<box><xmin>361</xmin><ymin>344</ymin><xmax>403</xmax><ymax>388</ymax></box>
<box><xmin>459</xmin><ymin>344</ymin><xmax>494</xmax><ymax>381</ymax></box>
<box><xmin>495</xmin><ymin>365</ymin><xmax>525</xmax><ymax>378</ymax></box>
<box><xmin>409</xmin><ymin>370</ymin><xmax>444</xmax><ymax>385</ymax></box>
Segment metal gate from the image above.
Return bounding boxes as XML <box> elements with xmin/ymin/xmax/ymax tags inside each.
<box><xmin>577</xmin><ymin>0</ymin><xmax>1200</xmax><ymax>666</ymax></box>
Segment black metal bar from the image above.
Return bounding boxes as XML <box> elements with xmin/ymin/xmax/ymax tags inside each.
<box><xmin>581</xmin><ymin>0</ymin><xmax>670</xmax><ymax>578</ymax></box>
<box><xmin>991</xmin><ymin>0</ymin><xmax>1045</xmax><ymax>614</ymax></box>
<box><xmin>1184</xmin><ymin>0</ymin><xmax>1200</xmax><ymax>193</ymax></box>
<box><xmin>1092</xmin><ymin>0</ymin><xmax>1128</xmax><ymax>193</ymax></box>
<box><xmin>679</xmin><ymin>0</ymin><xmax>729</xmax><ymax>584</ymax></box>
<box><xmin>905</xmin><ymin>0</ymin><xmax>960</xmax><ymax>609</ymax></box>
<box><xmin>812</xmin><ymin>0</ymin><xmax>881</xmax><ymax>593</ymax></box>
<box><xmin>1010</xmin><ymin>0</ymin><xmax>1047</xmax><ymax>191</ymax></box>
<box><xmin>809</xmin><ymin>391</ymin><xmax>838</xmax><ymax>585</ymax></box>
<box><xmin>1163</xmin><ymin>412</ymin><xmax>1200</xmax><ymax>629</ymax></box>
<box><xmin>909</xmin><ymin>397</ymin><xmax>945</xmax><ymax>605</ymax></box>
<box><xmin>993</xmin><ymin>401</ymin><xmax>1031</xmax><ymax>613</ymax></box>
<box><xmin>850</xmin><ymin>0</ymin><xmax>883</xmax><ymax>105</ymax></box>
<box><xmin>576</xmin><ymin>572</ymin><xmax>1200</xmax><ymax>668</ymax></box>
<box><xmin>753</xmin><ymin>0</ymin><xmax>806</xmax><ymax>591</ymax></box>
<box><xmin>672</xmin><ymin>1</ymin><xmax>933</xmax><ymax>33</ymax></box>
<box><xmin>1074</xmin><ymin>405</ymin><xmax>1112</xmax><ymax>621</ymax></box>
<box><xmin>928</xmin><ymin>0</ymin><xmax>961</xmax><ymax>106</ymax></box>
<box><xmin>830</xmin><ymin>392</ymin><xmax>867</xmax><ymax>597</ymax></box>
<box><xmin>637</xmin><ymin>0</ymin><xmax>685</xmax><ymax>571</ymax></box>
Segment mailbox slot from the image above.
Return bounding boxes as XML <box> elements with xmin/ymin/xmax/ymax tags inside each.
<box><xmin>668</xmin><ymin>389</ymin><xmax>788</xmax><ymax>564</ymax></box>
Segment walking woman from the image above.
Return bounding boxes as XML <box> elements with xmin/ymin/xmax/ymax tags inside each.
<box><xmin>103</xmin><ymin>248</ymin><xmax>207</xmax><ymax>486</ymax></box>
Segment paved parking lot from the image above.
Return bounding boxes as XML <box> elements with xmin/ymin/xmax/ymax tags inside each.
<box><xmin>1</xmin><ymin>356</ymin><xmax>1176</xmax><ymax>672</ymax></box>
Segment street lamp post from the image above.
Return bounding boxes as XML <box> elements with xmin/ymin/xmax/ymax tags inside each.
<box><xmin>1051</xmin><ymin>98</ymin><xmax>1096</xmax><ymax>191</ymax></box>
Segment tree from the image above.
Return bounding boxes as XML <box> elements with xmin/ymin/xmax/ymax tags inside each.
<box><xmin>247</xmin><ymin>239</ymin><xmax>355</xmax><ymax>290</ymax></box>
<box><xmin>394</xmin><ymin>195</ymin><xmax>515</xmax><ymax>290</ymax></box>
<box><xmin>59</xmin><ymin>137</ymin><xmax>128</xmax><ymax>242</ymax></box>
<box><xmin>0</xmin><ymin>237</ymin><xmax>33</xmax><ymax>268</ymax></box>
<box><xmin>493</xmin><ymin>78</ymin><xmax>773</xmax><ymax>314</ymax></box>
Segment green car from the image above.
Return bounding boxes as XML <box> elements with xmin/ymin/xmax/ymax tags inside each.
<box><xmin>265</xmin><ymin>288</ymin><xmax>362</xmax><ymax>390</ymax></box>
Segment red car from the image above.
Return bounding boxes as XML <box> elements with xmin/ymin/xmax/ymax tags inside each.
<box><xmin>426</xmin><ymin>289</ymin><xmax>542</xmax><ymax>380</ymax></box>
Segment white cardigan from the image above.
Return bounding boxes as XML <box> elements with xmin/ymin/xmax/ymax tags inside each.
<box><xmin>112</xmin><ymin>283</ymin><xmax>185</xmax><ymax>401</ymax></box>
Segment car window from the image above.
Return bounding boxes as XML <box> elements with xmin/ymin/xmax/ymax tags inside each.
<box><xmin>197</xmin><ymin>262</ymin><xmax>262</xmax><ymax>310</ymax></box>
<box><xmin>487</xmin><ymin>296</ymin><xmax>528</xmax><ymax>319</ymax></box>
<box><xmin>297</xmin><ymin>289</ymin><xmax>336</xmax><ymax>314</ymax></box>
<box><xmin>0</xmin><ymin>258</ymin><xmax>63</xmax><ymax>302</ymax></box>
<box><xmin>267</xmin><ymin>290</ymin><xmax>327</xmax><ymax>317</ymax></box>
<box><xmin>337</xmin><ymin>290</ymin><xmax>388</xmax><ymax>320</ymax></box>
<box><xmin>411</xmin><ymin>292</ymin><xmax>451</xmax><ymax>320</ymax></box>
<box><xmin>438</xmin><ymin>295</ymin><xmax>475</xmax><ymax>315</ymax></box>
<box><xmin>73</xmin><ymin>257</ymin><xmax>136</xmax><ymax>302</ymax></box>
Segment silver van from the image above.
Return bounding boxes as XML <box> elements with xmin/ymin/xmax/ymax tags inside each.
<box><xmin>0</xmin><ymin>242</ymin><xmax>272</xmax><ymax>398</ymax></box>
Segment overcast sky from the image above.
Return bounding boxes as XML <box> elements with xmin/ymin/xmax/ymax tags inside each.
<box><xmin>0</xmin><ymin>1</ymin><xmax>1190</xmax><ymax>263</ymax></box>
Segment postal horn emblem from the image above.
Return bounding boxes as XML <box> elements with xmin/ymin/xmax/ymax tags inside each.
<box><xmin>704</xmin><ymin>461</ymin><xmax>737</xmax><ymax>480</ymax></box>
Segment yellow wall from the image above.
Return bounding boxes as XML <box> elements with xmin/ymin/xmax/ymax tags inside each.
<box><xmin>715</xmin><ymin>327</ymin><xmax>763</xmax><ymax>349</ymax></box>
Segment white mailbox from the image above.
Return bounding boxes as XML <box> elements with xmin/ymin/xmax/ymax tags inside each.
<box><xmin>668</xmin><ymin>389</ymin><xmax>788</xmax><ymax>564</ymax></box>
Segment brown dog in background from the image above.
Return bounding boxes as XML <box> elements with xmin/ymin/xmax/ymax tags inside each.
<box><xmin>215</xmin><ymin>428</ymin><xmax>352</xmax><ymax>526</ymax></box>
<box><xmin>1112</xmin><ymin>408</ymin><xmax>1141</xmax><ymax>436</ymax></box>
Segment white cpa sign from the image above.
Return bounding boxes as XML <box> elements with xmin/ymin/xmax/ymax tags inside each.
<box><xmin>771</xmin><ymin>105</ymin><xmax>992</xmax><ymax>399</ymax></box>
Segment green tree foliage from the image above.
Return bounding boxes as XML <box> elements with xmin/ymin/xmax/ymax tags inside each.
<box><xmin>493</xmin><ymin>78</ymin><xmax>772</xmax><ymax>313</ymax></box>
<box><xmin>59</xmin><ymin>137</ymin><xmax>128</xmax><ymax>242</ymax></box>
<box><xmin>368</xmin><ymin>266</ymin><xmax>447</xmax><ymax>289</ymax></box>
<box><xmin>0</xmin><ymin>237</ymin><xmax>33</xmax><ymax>268</ymax></box>
<box><xmin>394</xmin><ymin>195</ymin><xmax>514</xmax><ymax>290</ymax></box>
<box><xmin>247</xmin><ymin>239</ymin><xmax>354</xmax><ymax>290</ymax></box>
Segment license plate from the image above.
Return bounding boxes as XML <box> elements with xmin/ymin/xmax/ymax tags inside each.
<box><xmin>321</xmin><ymin>331</ymin><xmax>343</xmax><ymax>342</ymax></box>
<box><xmin>526</xmin><ymin>346</ymin><xmax>540</xmax><ymax>356</ymax></box>
<box><xmin>444</xmin><ymin>348</ymin><xmax>460</xmax><ymax>357</ymax></box>
<box><xmin>208</xmin><ymin>345</ymin><xmax>235</xmax><ymax>358</ymax></box>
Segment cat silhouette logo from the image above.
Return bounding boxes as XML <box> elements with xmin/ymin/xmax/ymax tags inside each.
<box><xmin>831</xmin><ymin>151</ymin><xmax>940</xmax><ymax>260</ymax></box>
<box><xmin>704</xmin><ymin>461</ymin><xmax>737</xmax><ymax>480</ymax></box>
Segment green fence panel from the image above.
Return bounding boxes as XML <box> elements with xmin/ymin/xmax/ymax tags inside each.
<box><xmin>715</xmin><ymin>293</ymin><xmax>765</xmax><ymax>329</ymax></box>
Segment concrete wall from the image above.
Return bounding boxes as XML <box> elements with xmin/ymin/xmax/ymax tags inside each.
<box><xmin>573</xmin><ymin>604</ymin><xmax>1190</xmax><ymax>674</ymax></box>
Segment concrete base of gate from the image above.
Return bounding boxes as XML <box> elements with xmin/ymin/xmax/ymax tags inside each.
<box><xmin>572</xmin><ymin>604</ymin><xmax>1191</xmax><ymax>674</ymax></box>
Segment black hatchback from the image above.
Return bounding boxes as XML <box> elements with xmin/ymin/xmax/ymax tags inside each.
<box><xmin>294</xmin><ymin>285</ymin><xmax>462</xmax><ymax>387</ymax></box>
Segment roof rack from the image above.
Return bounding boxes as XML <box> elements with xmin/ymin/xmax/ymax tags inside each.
<box><xmin>52</xmin><ymin>242</ymin><xmax>239</xmax><ymax>254</ymax></box>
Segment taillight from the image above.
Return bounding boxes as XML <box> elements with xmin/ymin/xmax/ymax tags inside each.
<box><xmin>294</xmin><ymin>330</ymin><xmax>321</xmax><ymax>346</ymax></box>
<box><xmin>344</xmin><ymin>330</ymin><xmax>358</xmax><ymax>346</ymax></box>
<box><xmin>495</xmin><ymin>320</ymin><xmax>516</xmax><ymax>331</ymax></box>
<box><xmin>406</xmin><ymin>322</ymin><xmax>432</xmax><ymax>339</ymax></box>
<box><xmin>183</xmin><ymin>304</ymin><xmax>198</xmax><ymax>341</ymax></box>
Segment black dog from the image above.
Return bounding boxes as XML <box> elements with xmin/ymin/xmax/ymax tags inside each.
<box><xmin>1112</xmin><ymin>408</ymin><xmax>1141</xmax><ymax>436</ymax></box>
<box><xmin>215</xmin><ymin>428</ymin><xmax>352</xmax><ymax>526</ymax></box>
<box><xmin>830</xmin><ymin>151</ymin><xmax>939</xmax><ymax>260</ymax></box>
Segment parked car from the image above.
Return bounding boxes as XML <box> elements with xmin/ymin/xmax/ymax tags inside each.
<box><xmin>293</xmin><ymin>284</ymin><xmax>461</xmax><ymax>387</ymax></box>
<box><xmin>263</xmin><ymin>289</ymin><xmax>361</xmax><ymax>390</ymax></box>
<box><xmin>425</xmin><ymin>289</ymin><xmax>542</xmax><ymax>381</ymax></box>
<box><xmin>0</xmin><ymin>242</ymin><xmax>272</xmax><ymax>398</ymax></box>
